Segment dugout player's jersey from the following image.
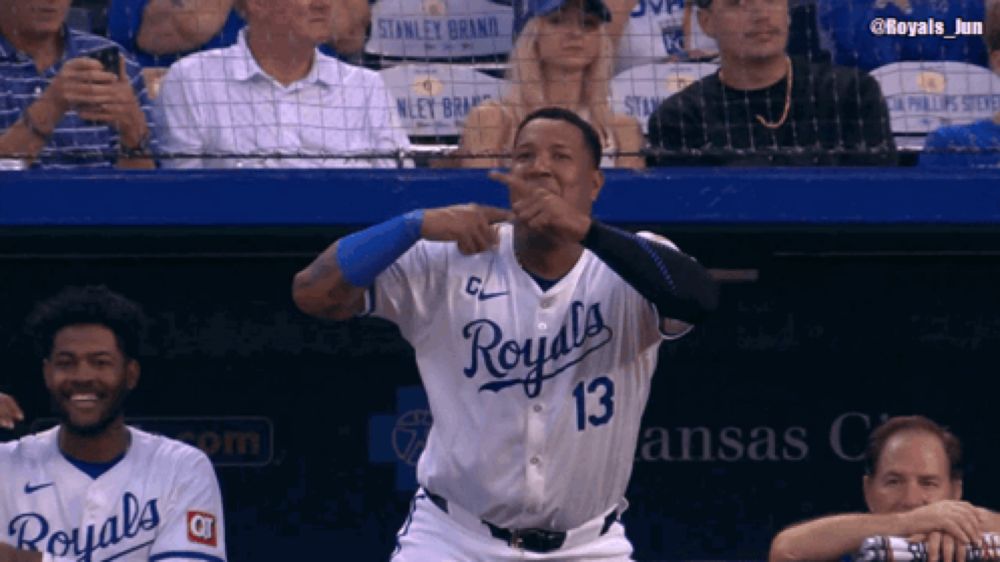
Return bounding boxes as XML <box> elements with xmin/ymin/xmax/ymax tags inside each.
<box><xmin>614</xmin><ymin>0</ymin><xmax>717</xmax><ymax>74</ymax></box>
<box><xmin>365</xmin><ymin>223</ymin><xmax>684</xmax><ymax>531</ymax></box>
<box><xmin>0</xmin><ymin>426</ymin><xmax>226</xmax><ymax>561</ymax></box>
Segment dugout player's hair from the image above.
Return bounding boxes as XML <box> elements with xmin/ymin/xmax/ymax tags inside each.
<box><xmin>987</xmin><ymin>0</ymin><xmax>1000</xmax><ymax>53</ymax></box>
<box><xmin>513</xmin><ymin>106</ymin><xmax>603</xmax><ymax>170</ymax></box>
<box><xmin>25</xmin><ymin>285</ymin><xmax>147</xmax><ymax>360</ymax></box>
<box><xmin>863</xmin><ymin>415</ymin><xmax>963</xmax><ymax>480</ymax></box>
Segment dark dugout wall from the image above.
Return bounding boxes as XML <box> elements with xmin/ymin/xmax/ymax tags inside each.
<box><xmin>2</xmin><ymin>168</ymin><xmax>1000</xmax><ymax>561</ymax></box>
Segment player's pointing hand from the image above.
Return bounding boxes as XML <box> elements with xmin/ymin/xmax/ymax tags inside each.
<box><xmin>0</xmin><ymin>392</ymin><xmax>24</xmax><ymax>430</ymax></box>
<box><xmin>422</xmin><ymin>204</ymin><xmax>512</xmax><ymax>255</ymax></box>
<box><xmin>489</xmin><ymin>170</ymin><xmax>592</xmax><ymax>244</ymax></box>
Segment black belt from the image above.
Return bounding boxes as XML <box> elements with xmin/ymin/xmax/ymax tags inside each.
<box><xmin>425</xmin><ymin>491</ymin><xmax>617</xmax><ymax>554</ymax></box>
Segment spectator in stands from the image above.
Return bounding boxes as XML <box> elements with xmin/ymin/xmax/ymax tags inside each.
<box><xmin>460</xmin><ymin>0</ymin><xmax>645</xmax><ymax>169</ymax></box>
<box><xmin>108</xmin><ymin>0</ymin><xmax>370</xmax><ymax>101</ymax></box>
<box><xmin>109</xmin><ymin>0</ymin><xmax>370</xmax><ymax>69</ymax></box>
<box><xmin>0</xmin><ymin>0</ymin><xmax>155</xmax><ymax>169</ymax></box>
<box><xmin>817</xmin><ymin>0</ymin><xmax>987</xmax><ymax>73</ymax></box>
<box><xmin>920</xmin><ymin>0</ymin><xmax>1000</xmax><ymax>169</ymax></box>
<box><xmin>647</xmin><ymin>0</ymin><xmax>896</xmax><ymax>166</ymax></box>
<box><xmin>154</xmin><ymin>0</ymin><xmax>409</xmax><ymax>169</ymax></box>
<box><xmin>602</xmin><ymin>0</ymin><xmax>827</xmax><ymax>73</ymax></box>
<box><xmin>107</xmin><ymin>0</ymin><xmax>244</xmax><ymax>68</ymax></box>
<box><xmin>769</xmin><ymin>415</ymin><xmax>1000</xmax><ymax>562</ymax></box>
<box><xmin>603</xmin><ymin>0</ymin><xmax>718</xmax><ymax>73</ymax></box>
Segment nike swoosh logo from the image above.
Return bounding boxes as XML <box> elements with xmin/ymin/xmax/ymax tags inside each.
<box><xmin>477</xmin><ymin>290</ymin><xmax>509</xmax><ymax>301</ymax></box>
<box><xmin>24</xmin><ymin>482</ymin><xmax>54</xmax><ymax>494</ymax></box>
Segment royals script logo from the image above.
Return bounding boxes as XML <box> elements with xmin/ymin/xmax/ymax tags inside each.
<box><xmin>462</xmin><ymin>301</ymin><xmax>613</xmax><ymax>397</ymax></box>
<box><xmin>8</xmin><ymin>492</ymin><xmax>160</xmax><ymax>561</ymax></box>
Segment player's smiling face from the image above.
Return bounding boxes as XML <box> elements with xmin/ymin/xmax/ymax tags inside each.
<box><xmin>43</xmin><ymin>324</ymin><xmax>139</xmax><ymax>437</ymax></box>
<box><xmin>509</xmin><ymin>117</ymin><xmax>603</xmax><ymax>215</ymax></box>
<box><xmin>862</xmin><ymin>430</ymin><xmax>962</xmax><ymax>514</ymax></box>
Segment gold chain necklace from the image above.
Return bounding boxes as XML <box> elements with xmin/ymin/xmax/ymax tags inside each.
<box><xmin>720</xmin><ymin>56</ymin><xmax>793</xmax><ymax>130</ymax></box>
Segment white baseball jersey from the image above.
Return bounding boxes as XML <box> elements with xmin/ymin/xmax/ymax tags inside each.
<box><xmin>615</xmin><ymin>0</ymin><xmax>718</xmax><ymax>74</ymax></box>
<box><xmin>0</xmin><ymin>426</ymin><xmax>226</xmax><ymax>561</ymax></box>
<box><xmin>365</xmin><ymin>223</ymin><xmax>686</xmax><ymax>531</ymax></box>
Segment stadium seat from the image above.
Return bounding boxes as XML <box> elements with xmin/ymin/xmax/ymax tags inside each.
<box><xmin>609</xmin><ymin>62</ymin><xmax>719</xmax><ymax>134</ymax></box>
<box><xmin>870</xmin><ymin>61</ymin><xmax>1000</xmax><ymax>150</ymax></box>
<box><xmin>379</xmin><ymin>63</ymin><xmax>505</xmax><ymax>140</ymax></box>
<box><xmin>365</xmin><ymin>0</ymin><xmax>514</xmax><ymax>63</ymax></box>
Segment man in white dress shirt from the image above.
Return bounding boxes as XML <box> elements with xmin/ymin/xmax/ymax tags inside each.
<box><xmin>155</xmin><ymin>0</ymin><xmax>409</xmax><ymax>169</ymax></box>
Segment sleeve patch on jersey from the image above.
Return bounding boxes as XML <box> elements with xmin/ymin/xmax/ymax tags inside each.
<box><xmin>186</xmin><ymin>511</ymin><xmax>218</xmax><ymax>546</ymax></box>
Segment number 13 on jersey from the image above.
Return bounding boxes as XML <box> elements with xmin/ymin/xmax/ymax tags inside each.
<box><xmin>573</xmin><ymin>376</ymin><xmax>615</xmax><ymax>431</ymax></box>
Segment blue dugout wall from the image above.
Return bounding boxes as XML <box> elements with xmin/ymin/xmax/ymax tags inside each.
<box><xmin>2</xmin><ymin>168</ymin><xmax>1000</xmax><ymax>561</ymax></box>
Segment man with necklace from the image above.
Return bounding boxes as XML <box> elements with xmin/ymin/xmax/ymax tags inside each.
<box><xmin>647</xmin><ymin>0</ymin><xmax>897</xmax><ymax>166</ymax></box>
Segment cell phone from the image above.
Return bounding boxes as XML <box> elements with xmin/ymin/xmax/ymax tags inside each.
<box><xmin>87</xmin><ymin>46</ymin><xmax>120</xmax><ymax>75</ymax></box>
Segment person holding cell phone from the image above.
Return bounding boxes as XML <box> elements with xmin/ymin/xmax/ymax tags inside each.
<box><xmin>0</xmin><ymin>0</ymin><xmax>155</xmax><ymax>169</ymax></box>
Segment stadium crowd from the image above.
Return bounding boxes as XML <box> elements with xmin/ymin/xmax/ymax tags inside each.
<box><xmin>0</xmin><ymin>0</ymin><xmax>997</xmax><ymax>169</ymax></box>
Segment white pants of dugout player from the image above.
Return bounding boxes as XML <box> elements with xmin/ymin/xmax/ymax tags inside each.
<box><xmin>392</xmin><ymin>488</ymin><xmax>633</xmax><ymax>561</ymax></box>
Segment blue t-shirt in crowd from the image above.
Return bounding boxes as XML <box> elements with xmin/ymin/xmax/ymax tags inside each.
<box><xmin>920</xmin><ymin>118</ymin><xmax>1000</xmax><ymax>168</ymax></box>
<box><xmin>106</xmin><ymin>0</ymin><xmax>246</xmax><ymax>67</ymax></box>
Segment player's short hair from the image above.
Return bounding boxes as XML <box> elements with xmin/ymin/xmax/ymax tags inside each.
<box><xmin>986</xmin><ymin>0</ymin><xmax>1000</xmax><ymax>53</ymax></box>
<box><xmin>25</xmin><ymin>285</ymin><xmax>147</xmax><ymax>360</ymax></box>
<box><xmin>864</xmin><ymin>415</ymin><xmax>963</xmax><ymax>480</ymax></box>
<box><xmin>513</xmin><ymin>106</ymin><xmax>603</xmax><ymax>170</ymax></box>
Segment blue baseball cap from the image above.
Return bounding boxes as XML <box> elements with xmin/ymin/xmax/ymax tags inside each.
<box><xmin>519</xmin><ymin>0</ymin><xmax>613</xmax><ymax>24</ymax></box>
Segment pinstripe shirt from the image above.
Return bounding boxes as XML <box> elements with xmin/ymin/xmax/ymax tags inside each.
<box><xmin>0</xmin><ymin>26</ymin><xmax>155</xmax><ymax>169</ymax></box>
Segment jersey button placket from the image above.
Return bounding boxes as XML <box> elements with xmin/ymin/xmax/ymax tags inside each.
<box><xmin>84</xmin><ymin>489</ymin><xmax>104</xmax><ymax>526</ymax></box>
<box><xmin>525</xmin><ymin>398</ymin><xmax>546</xmax><ymax>516</ymax></box>
<box><xmin>525</xmin><ymin>294</ymin><xmax>555</xmax><ymax>515</ymax></box>
<box><xmin>536</xmin><ymin>294</ymin><xmax>555</xmax><ymax>331</ymax></box>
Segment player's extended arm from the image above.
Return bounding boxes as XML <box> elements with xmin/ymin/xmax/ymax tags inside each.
<box><xmin>136</xmin><ymin>0</ymin><xmax>235</xmax><ymax>56</ymax></box>
<box><xmin>769</xmin><ymin>502</ymin><xmax>987</xmax><ymax>562</ymax></box>
<box><xmin>292</xmin><ymin>205</ymin><xmax>511</xmax><ymax>320</ymax></box>
<box><xmin>581</xmin><ymin>221</ymin><xmax>718</xmax><ymax>324</ymax></box>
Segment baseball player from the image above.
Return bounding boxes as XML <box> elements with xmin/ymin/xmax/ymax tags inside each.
<box><xmin>0</xmin><ymin>286</ymin><xmax>227</xmax><ymax>562</ymax></box>
<box><xmin>293</xmin><ymin>106</ymin><xmax>719</xmax><ymax>560</ymax></box>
